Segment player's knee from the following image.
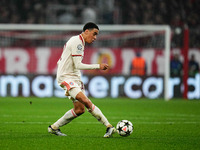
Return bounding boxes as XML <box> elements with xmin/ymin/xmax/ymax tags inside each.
<box><xmin>84</xmin><ymin>99</ymin><xmax>93</xmax><ymax>109</ymax></box>
<box><xmin>77</xmin><ymin>95</ymin><xmax>92</xmax><ymax>109</ymax></box>
<box><xmin>74</xmin><ymin>108</ymin><xmax>85</xmax><ymax>116</ymax></box>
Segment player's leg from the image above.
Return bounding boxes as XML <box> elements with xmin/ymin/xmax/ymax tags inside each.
<box><xmin>48</xmin><ymin>86</ymin><xmax>85</xmax><ymax>136</ymax></box>
<box><xmin>48</xmin><ymin>100</ymin><xmax>85</xmax><ymax>136</ymax></box>
<box><xmin>75</xmin><ymin>91</ymin><xmax>116</xmax><ymax>137</ymax></box>
<box><xmin>52</xmin><ymin>100</ymin><xmax>84</xmax><ymax>125</ymax></box>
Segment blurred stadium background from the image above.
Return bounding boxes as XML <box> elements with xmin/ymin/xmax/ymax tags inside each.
<box><xmin>0</xmin><ymin>0</ymin><xmax>200</xmax><ymax>100</ymax></box>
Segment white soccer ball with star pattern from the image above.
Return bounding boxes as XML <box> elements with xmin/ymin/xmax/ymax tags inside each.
<box><xmin>116</xmin><ymin>120</ymin><xmax>133</xmax><ymax>137</ymax></box>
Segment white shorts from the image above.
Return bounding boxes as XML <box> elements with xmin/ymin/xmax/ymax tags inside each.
<box><xmin>60</xmin><ymin>80</ymin><xmax>85</xmax><ymax>101</ymax></box>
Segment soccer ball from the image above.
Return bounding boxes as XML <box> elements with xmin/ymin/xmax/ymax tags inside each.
<box><xmin>116</xmin><ymin>120</ymin><xmax>133</xmax><ymax>137</ymax></box>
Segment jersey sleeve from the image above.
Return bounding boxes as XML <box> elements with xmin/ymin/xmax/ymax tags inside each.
<box><xmin>70</xmin><ymin>40</ymin><xmax>100</xmax><ymax>70</ymax></box>
<box><xmin>71</xmin><ymin>41</ymin><xmax>84</xmax><ymax>57</ymax></box>
<box><xmin>73</xmin><ymin>56</ymin><xmax>100</xmax><ymax>70</ymax></box>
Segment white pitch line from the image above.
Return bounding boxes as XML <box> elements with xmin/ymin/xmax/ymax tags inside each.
<box><xmin>1</xmin><ymin>114</ymin><xmax>200</xmax><ymax>119</ymax></box>
<box><xmin>2</xmin><ymin>121</ymin><xmax>200</xmax><ymax>125</ymax></box>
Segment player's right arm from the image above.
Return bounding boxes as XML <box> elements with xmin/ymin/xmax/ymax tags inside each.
<box><xmin>73</xmin><ymin>55</ymin><xmax>108</xmax><ymax>70</ymax></box>
<box><xmin>73</xmin><ymin>56</ymin><xmax>100</xmax><ymax>70</ymax></box>
<box><xmin>100</xmin><ymin>63</ymin><xmax>109</xmax><ymax>70</ymax></box>
<box><xmin>70</xmin><ymin>36</ymin><xmax>103</xmax><ymax>70</ymax></box>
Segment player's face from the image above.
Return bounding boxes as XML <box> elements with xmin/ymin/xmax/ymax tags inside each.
<box><xmin>85</xmin><ymin>28</ymin><xmax>99</xmax><ymax>44</ymax></box>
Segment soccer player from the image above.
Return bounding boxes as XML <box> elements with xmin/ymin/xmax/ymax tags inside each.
<box><xmin>48</xmin><ymin>22</ymin><xmax>116</xmax><ymax>138</ymax></box>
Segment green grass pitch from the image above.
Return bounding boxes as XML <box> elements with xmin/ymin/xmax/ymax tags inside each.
<box><xmin>0</xmin><ymin>97</ymin><xmax>200</xmax><ymax>150</ymax></box>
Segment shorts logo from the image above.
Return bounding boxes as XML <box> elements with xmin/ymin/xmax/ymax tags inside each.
<box><xmin>69</xmin><ymin>82</ymin><xmax>74</xmax><ymax>85</ymax></box>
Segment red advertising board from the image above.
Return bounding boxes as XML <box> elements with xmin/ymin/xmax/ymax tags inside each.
<box><xmin>0</xmin><ymin>47</ymin><xmax>200</xmax><ymax>75</ymax></box>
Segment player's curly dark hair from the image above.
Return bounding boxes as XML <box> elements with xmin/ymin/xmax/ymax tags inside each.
<box><xmin>83</xmin><ymin>22</ymin><xmax>99</xmax><ymax>31</ymax></box>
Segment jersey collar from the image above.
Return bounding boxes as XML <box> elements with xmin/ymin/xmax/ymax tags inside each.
<box><xmin>79</xmin><ymin>34</ymin><xmax>85</xmax><ymax>46</ymax></box>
